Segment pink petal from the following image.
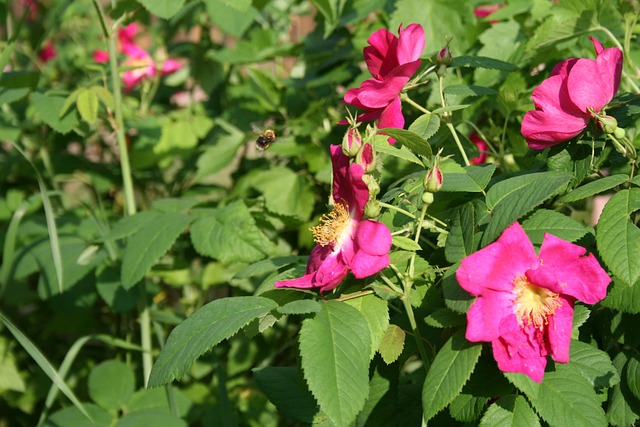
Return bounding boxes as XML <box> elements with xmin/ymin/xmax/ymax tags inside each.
<box><xmin>274</xmin><ymin>273</ymin><xmax>316</xmax><ymax>289</ymax></box>
<box><xmin>355</xmin><ymin>220</ymin><xmax>392</xmax><ymax>256</ymax></box>
<box><xmin>93</xmin><ymin>50</ymin><xmax>110</xmax><ymax>63</ymax></box>
<box><xmin>118</xmin><ymin>23</ymin><xmax>139</xmax><ymax>46</ymax></box>
<box><xmin>566</xmin><ymin>53</ymin><xmax>620</xmax><ymax>113</ymax></box>
<box><xmin>315</xmin><ymin>251</ymin><xmax>349</xmax><ymax>293</ymax></box>
<box><xmin>456</xmin><ymin>223</ymin><xmax>537</xmax><ymax>296</ymax></box>
<box><xmin>589</xmin><ymin>36</ymin><xmax>605</xmax><ymax>55</ymax></box>
<box><xmin>377</xmin><ymin>97</ymin><xmax>404</xmax><ymax>131</ymax></box>
<box><xmin>330</xmin><ymin>145</ymin><xmax>369</xmax><ymax>217</ymax></box>
<box><xmin>493</xmin><ymin>317</ymin><xmax>548</xmax><ymax>382</ymax></box>
<box><xmin>545</xmin><ymin>295</ymin><xmax>574</xmax><ymax>364</ymax></box>
<box><xmin>350</xmin><ymin>252</ymin><xmax>390</xmax><ymax>279</ymax></box>
<box><xmin>534</xmin><ymin>233</ymin><xmax>611</xmax><ymax>303</ymax></box>
<box><xmin>161</xmin><ymin>59</ymin><xmax>182</xmax><ymax>75</ymax></box>
<box><xmin>550</xmin><ymin>58</ymin><xmax>578</xmax><ymax>77</ymax></box>
<box><xmin>364</xmin><ymin>28</ymin><xmax>398</xmax><ymax>78</ymax></box>
<box><xmin>396</xmin><ymin>23</ymin><xmax>425</xmax><ymax>65</ymax></box>
<box><xmin>465</xmin><ymin>290</ymin><xmax>514</xmax><ymax>342</ymax></box>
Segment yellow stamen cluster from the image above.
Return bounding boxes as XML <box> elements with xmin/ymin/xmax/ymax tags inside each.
<box><xmin>512</xmin><ymin>275</ymin><xmax>561</xmax><ymax>330</ymax></box>
<box><xmin>310</xmin><ymin>200</ymin><xmax>351</xmax><ymax>247</ymax></box>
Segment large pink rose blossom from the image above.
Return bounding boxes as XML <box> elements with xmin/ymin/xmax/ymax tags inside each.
<box><xmin>275</xmin><ymin>145</ymin><xmax>392</xmax><ymax>293</ymax></box>
<box><xmin>342</xmin><ymin>24</ymin><xmax>425</xmax><ymax>141</ymax></box>
<box><xmin>456</xmin><ymin>222</ymin><xmax>610</xmax><ymax>382</ymax></box>
<box><xmin>521</xmin><ymin>37</ymin><xmax>623</xmax><ymax>150</ymax></box>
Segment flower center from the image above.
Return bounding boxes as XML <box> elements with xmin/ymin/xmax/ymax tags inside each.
<box><xmin>512</xmin><ymin>275</ymin><xmax>561</xmax><ymax>329</ymax></box>
<box><xmin>310</xmin><ymin>200</ymin><xmax>353</xmax><ymax>248</ymax></box>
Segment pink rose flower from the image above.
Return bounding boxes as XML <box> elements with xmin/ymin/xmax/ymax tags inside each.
<box><xmin>37</xmin><ymin>40</ymin><xmax>56</xmax><ymax>63</ymax></box>
<box><xmin>275</xmin><ymin>145</ymin><xmax>392</xmax><ymax>293</ymax></box>
<box><xmin>521</xmin><ymin>37</ymin><xmax>623</xmax><ymax>150</ymax></box>
<box><xmin>469</xmin><ymin>132</ymin><xmax>489</xmax><ymax>165</ymax></box>
<box><xmin>342</xmin><ymin>24</ymin><xmax>425</xmax><ymax>142</ymax></box>
<box><xmin>474</xmin><ymin>3</ymin><xmax>505</xmax><ymax>23</ymax></box>
<box><xmin>456</xmin><ymin>222</ymin><xmax>610</xmax><ymax>382</ymax></box>
<box><xmin>93</xmin><ymin>50</ymin><xmax>109</xmax><ymax>63</ymax></box>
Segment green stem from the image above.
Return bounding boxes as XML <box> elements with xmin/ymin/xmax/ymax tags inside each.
<box><xmin>400</xmin><ymin>295</ymin><xmax>430</xmax><ymax>369</ymax></box>
<box><xmin>93</xmin><ymin>1</ymin><xmax>152</xmax><ymax>387</ymax></box>
<box><xmin>438</xmin><ymin>74</ymin><xmax>470</xmax><ymax>166</ymax></box>
<box><xmin>379</xmin><ymin>201</ymin><xmax>416</xmax><ymax>219</ymax></box>
<box><xmin>402</xmin><ymin>94</ymin><xmax>431</xmax><ymax>115</ymax></box>
<box><xmin>409</xmin><ymin>203</ymin><xmax>428</xmax><ymax>280</ymax></box>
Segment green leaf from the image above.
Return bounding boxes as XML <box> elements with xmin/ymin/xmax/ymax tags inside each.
<box><xmin>121</xmin><ymin>212</ymin><xmax>192</xmax><ymax>289</ymax></box>
<box><xmin>444</xmin><ymin>85</ymin><xmax>497</xmax><ymax>97</ymax></box>
<box><xmin>441</xmin><ymin>163</ymin><xmax>497</xmax><ymax>193</ymax></box>
<box><xmin>409</xmin><ymin>113</ymin><xmax>441</xmax><ymax>141</ymax></box>
<box><xmin>521</xmin><ymin>210</ymin><xmax>589</xmax><ymax>245</ymax></box>
<box><xmin>569</xmin><ymin>340</ymin><xmax>619</xmax><ymax>388</ymax></box>
<box><xmin>135</xmin><ymin>0</ymin><xmax>185</xmax><ymax>19</ymax></box>
<box><xmin>195</xmin><ymin>132</ymin><xmax>245</xmax><ymax>181</ymax></box>
<box><xmin>277</xmin><ymin>300</ymin><xmax>322</xmax><ymax>315</ymax></box>
<box><xmin>607</xmin><ymin>352</ymin><xmax>640</xmax><ymax>426</ymax></box>
<box><xmin>203</xmin><ymin>0</ymin><xmax>258</xmax><ymax>38</ymax></box>
<box><xmin>76</xmin><ymin>88</ymin><xmax>99</xmax><ymax>125</ymax></box>
<box><xmin>0</xmin><ymin>337</ymin><xmax>25</xmax><ymax>392</ymax></box>
<box><xmin>452</xmin><ymin>55</ymin><xmax>518</xmax><ymax>71</ymax></box>
<box><xmin>424</xmin><ymin>308</ymin><xmax>466</xmax><ymax>329</ymax></box>
<box><xmin>626</xmin><ymin>355</ymin><xmax>640</xmax><ymax>402</ymax></box>
<box><xmin>445</xmin><ymin>201</ymin><xmax>477</xmax><ymax>263</ymax></box>
<box><xmin>450</xmin><ymin>393</ymin><xmax>489</xmax><ymax>423</ymax></box>
<box><xmin>374</xmin><ymin>137</ymin><xmax>423</xmax><ymax>166</ymax></box>
<box><xmin>311</xmin><ymin>0</ymin><xmax>346</xmax><ymax>37</ymax></box>
<box><xmin>190</xmin><ymin>202</ymin><xmax>275</xmax><ymax>263</ymax></box>
<box><xmin>148</xmin><ymin>296</ymin><xmax>278</xmax><ymax>387</ymax></box>
<box><xmin>596</xmin><ymin>188</ymin><xmax>640</xmax><ymax>287</ymax></box>
<box><xmin>234</xmin><ymin>256</ymin><xmax>304</xmax><ymax>279</ymax></box>
<box><xmin>378</xmin><ymin>128</ymin><xmax>433</xmax><ymax>159</ymax></box>
<box><xmin>88</xmin><ymin>360</ymin><xmax>135</xmax><ymax>412</ymax></box>
<box><xmin>251</xmin><ymin>167</ymin><xmax>315</xmax><ymax>221</ymax></box>
<box><xmin>344</xmin><ymin>294</ymin><xmax>389</xmax><ymax>359</ymax></box>
<box><xmin>0</xmin><ymin>310</ymin><xmax>91</xmax><ymax>420</ymax></box>
<box><xmin>392</xmin><ymin>235</ymin><xmax>422</xmax><ymax>251</ymax></box>
<box><xmin>378</xmin><ymin>324</ymin><xmax>405</xmax><ymax>364</ymax></box>
<box><xmin>108</xmin><ymin>211</ymin><xmax>162</xmax><ymax>241</ymax></box>
<box><xmin>442</xmin><ymin>263</ymin><xmax>474</xmax><ymax>314</ymax></box>
<box><xmin>601</xmin><ymin>278</ymin><xmax>640</xmax><ymax>314</ymax></box>
<box><xmin>299</xmin><ymin>301</ymin><xmax>371</xmax><ymax>426</ymax></box>
<box><xmin>479</xmin><ymin>395</ymin><xmax>540</xmax><ymax>427</ymax></box>
<box><xmin>253</xmin><ymin>367</ymin><xmax>319</xmax><ymax>423</ymax></box>
<box><xmin>515</xmin><ymin>363</ymin><xmax>608</xmax><ymax>427</ymax></box>
<box><xmin>114</xmin><ymin>408</ymin><xmax>187</xmax><ymax>427</ymax></box>
<box><xmin>422</xmin><ymin>330</ymin><xmax>482</xmax><ymax>422</ymax></box>
<box><xmin>559</xmin><ymin>174</ymin><xmax>628</xmax><ymax>203</ymax></box>
<box><xmin>44</xmin><ymin>403</ymin><xmax>113</xmax><ymax>427</ymax></box>
<box><xmin>482</xmin><ymin>171</ymin><xmax>573</xmax><ymax>246</ymax></box>
<box><xmin>31</xmin><ymin>92</ymin><xmax>79</xmax><ymax>134</ymax></box>
<box><xmin>91</xmin><ymin>86</ymin><xmax>114</xmax><ymax>110</ymax></box>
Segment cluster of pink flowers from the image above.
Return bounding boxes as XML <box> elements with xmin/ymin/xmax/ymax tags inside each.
<box><xmin>94</xmin><ymin>23</ymin><xmax>182</xmax><ymax>91</ymax></box>
<box><xmin>521</xmin><ymin>37</ymin><xmax>623</xmax><ymax>149</ymax></box>
<box><xmin>342</xmin><ymin>24</ymin><xmax>425</xmax><ymax>142</ymax></box>
<box><xmin>275</xmin><ymin>145</ymin><xmax>392</xmax><ymax>293</ymax></box>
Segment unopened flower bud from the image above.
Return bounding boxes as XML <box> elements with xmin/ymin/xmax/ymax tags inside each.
<box><xmin>356</xmin><ymin>142</ymin><xmax>377</xmax><ymax>173</ymax></box>
<box><xmin>364</xmin><ymin>199</ymin><xmax>381</xmax><ymax>218</ymax></box>
<box><xmin>362</xmin><ymin>173</ymin><xmax>380</xmax><ymax>196</ymax></box>
<box><xmin>598</xmin><ymin>115</ymin><xmax>618</xmax><ymax>134</ymax></box>
<box><xmin>614</xmin><ymin>127</ymin><xmax>626</xmax><ymax>139</ymax></box>
<box><xmin>342</xmin><ymin>127</ymin><xmax>362</xmax><ymax>157</ymax></box>
<box><xmin>436</xmin><ymin>46</ymin><xmax>453</xmax><ymax>66</ymax></box>
<box><xmin>422</xmin><ymin>192</ymin><xmax>434</xmax><ymax>205</ymax></box>
<box><xmin>424</xmin><ymin>165</ymin><xmax>443</xmax><ymax>193</ymax></box>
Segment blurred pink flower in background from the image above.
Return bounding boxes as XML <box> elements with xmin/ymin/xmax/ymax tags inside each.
<box><xmin>275</xmin><ymin>145</ymin><xmax>392</xmax><ymax>293</ymax></box>
<box><xmin>474</xmin><ymin>3</ymin><xmax>505</xmax><ymax>23</ymax></box>
<box><xmin>170</xmin><ymin>85</ymin><xmax>209</xmax><ymax>107</ymax></box>
<box><xmin>18</xmin><ymin>0</ymin><xmax>38</xmax><ymax>21</ymax></box>
<box><xmin>521</xmin><ymin>37</ymin><xmax>623</xmax><ymax>150</ymax></box>
<box><xmin>456</xmin><ymin>222</ymin><xmax>611</xmax><ymax>382</ymax></box>
<box><xmin>93</xmin><ymin>23</ymin><xmax>183</xmax><ymax>91</ymax></box>
<box><xmin>342</xmin><ymin>23</ymin><xmax>425</xmax><ymax>142</ymax></box>
<box><xmin>37</xmin><ymin>40</ymin><xmax>56</xmax><ymax>63</ymax></box>
<box><xmin>469</xmin><ymin>132</ymin><xmax>489</xmax><ymax>164</ymax></box>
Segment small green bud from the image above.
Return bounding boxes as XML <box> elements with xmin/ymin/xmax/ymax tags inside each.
<box><xmin>422</xmin><ymin>192</ymin><xmax>434</xmax><ymax>205</ymax></box>
<box><xmin>424</xmin><ymin>165</ymin><xmax>443</xmax><ymax>193</ymax></box>
<box><xmin>364</xmin><ymin>199</ymin><xmax>381</xmax><ymax>218</ymax></box>
<box><xmin>435</xmin><ymin>46</ymin><xmax>453</xmax><ymax>66</ymax></box>
<box><xmin>598</xmin><ymin>115</ymin><xmax>618</xmax><ymax>134</ymax></box>
<box><xmin>613</xmin><ymin>127</ymin><xmax>626</xmax><ymax>139</ymax></box>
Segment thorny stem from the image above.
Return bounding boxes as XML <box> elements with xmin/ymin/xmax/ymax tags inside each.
<box><xmin>93</xmin><ymin>1</ymin><xmax>152</xmax><ymax>387</ymax></box>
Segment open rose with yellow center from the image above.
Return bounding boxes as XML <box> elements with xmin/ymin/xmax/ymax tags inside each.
<box><xmin>275</xmin><ymin>145</ymin><xmax>392</xmax><ymax>293</ymax></box>
<box><xmin>456</xmin><ymin>222</ymin><xmax>610</xmax><ymax>382</ymax></box>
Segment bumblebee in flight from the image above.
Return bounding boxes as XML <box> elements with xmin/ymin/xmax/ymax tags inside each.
<box><xmin>255</xmin><ymin>129</ymin><xmax>277</xmax><ymax>151</ymax></box>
